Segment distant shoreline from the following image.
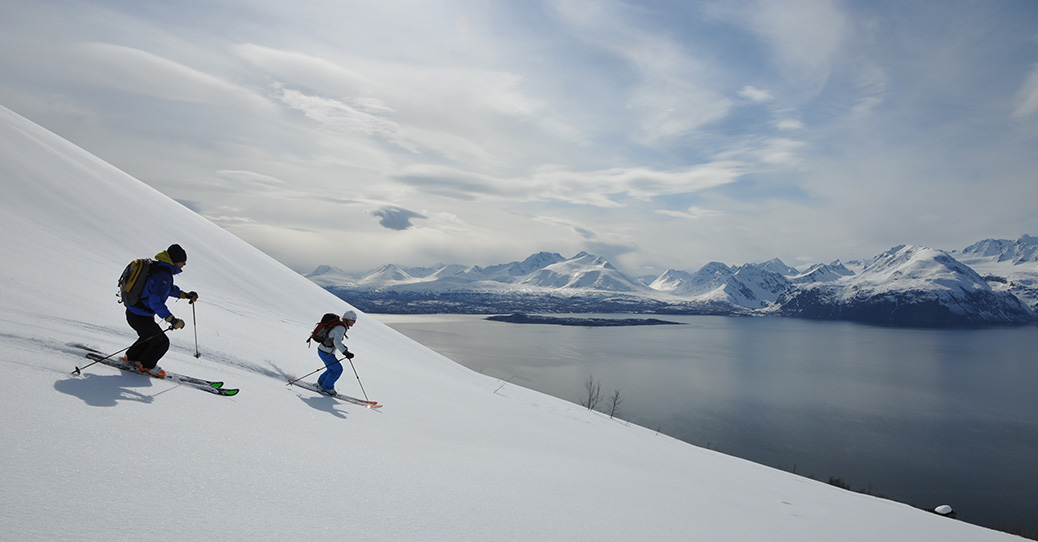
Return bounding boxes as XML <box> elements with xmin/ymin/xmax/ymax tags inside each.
<box><xmin>485</xmin><ymin>312</ymin><xmax>684</xmax><ymax>327</ymax></box>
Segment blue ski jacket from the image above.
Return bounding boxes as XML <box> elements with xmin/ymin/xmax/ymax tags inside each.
<box><xmin>126</xmin><ymin>255</ymin><xmax>183</xmax><ymax>320</ymax></box>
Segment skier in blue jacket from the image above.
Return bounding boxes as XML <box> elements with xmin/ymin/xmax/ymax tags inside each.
<box><xmin>125</xmin><ymin>244</ymin><xmax>198</xmax><ymax>377</ymax></box>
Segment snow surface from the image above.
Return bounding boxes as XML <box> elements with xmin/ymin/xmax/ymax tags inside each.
<box><xmin>0</xmin><ymin>104</ymin><xmax>1016</xmax><ymax>541</ymax></box>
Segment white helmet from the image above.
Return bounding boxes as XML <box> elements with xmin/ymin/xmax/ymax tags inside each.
<box><xmin>342</xmin><ymin>310</ymin><xmax>358</xmax><ymax>322</ymax></box>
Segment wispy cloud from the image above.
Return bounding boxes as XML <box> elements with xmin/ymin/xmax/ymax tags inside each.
<box><xmin>274</xmin><ymin>85</ymin><xmax>403</xmax><ymax>139</ymax></box>
<box><xmin>656</xmin><ymin>206</ymin><xmax>725</xmax><ymax>220</ymax></box>
<box><xmin>737</xmin><ymin>0</ymin><xmax>849</xmax><ymax>95</ymax></box>
<box><xmin>71</xmin><ymin>43</ymin><xmax>270</xmax><ymax>111</ymax></box>
<box><xmin>234</xmin><ymin>44</ymin><xmax>376</xmax><ymax>92</ymax></box>
<box><xmin>549</xmin><ymin>0</ymin><xmax>732</xmax><ymax>144</ymax></box>
<box><xmin>738</xmin><ymin>86</ymin><xmax>773</xmax><ymax>103</ymax></box>
<box><xmin>217</xmin><ymin>170</ymin><xmax>287</xmax><ymax>188</ymax></box>
<box><xmin>775</xmin><ymin>119</ymin><xmax>803</xmax><ymax>131</ymax></box>
<box><xmin>1014</xmin><ymin>63</ymin><xmax>1038</xmax><ymax>117</ymax></box>
<box><xmin>526</xmin><ymin>163</ymin><xmax>744</xmax><ymax>206</ymax></box>
<box><xmin>393</xmin><ymin>162</ymin><xmax>744</xmax><ymax>208</ymax></box>
<box><xmin>393</xmin><ymin>165</ymin><xmax>502</xmax><ymax>201</ymax></box>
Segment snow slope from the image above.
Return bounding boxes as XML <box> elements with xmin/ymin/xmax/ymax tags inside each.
<box><xmin>0</xmin><ymin>105</ymin><xmax>1015</xmax><ymax>541</ymax></box>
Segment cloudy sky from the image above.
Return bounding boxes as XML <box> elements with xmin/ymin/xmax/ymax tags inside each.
<box><xmin>2</xmin><ymin>1</ymin><xmax>1036</xmax><ymax>276</ymax></box>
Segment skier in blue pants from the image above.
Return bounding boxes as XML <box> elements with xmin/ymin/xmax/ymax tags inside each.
<box><xmin>316</xmin><ymin>310</ymin><xmax>357</xmax><ymax>396</ymax></box>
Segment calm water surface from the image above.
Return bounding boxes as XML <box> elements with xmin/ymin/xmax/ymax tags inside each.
<box><xmin>375</xmin><ymin>313</ymin><xmax>1038</xmax><ymax>532</ymax></box>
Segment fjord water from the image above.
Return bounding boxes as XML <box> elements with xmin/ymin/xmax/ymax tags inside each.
<box><xmin>376</xmin><ymin>313</ymin><xmax>1038</xmax><ymax>532</ymax></box>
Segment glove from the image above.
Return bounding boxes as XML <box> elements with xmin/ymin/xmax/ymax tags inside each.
<box><xmin>343</xmin><ymin>351</ymin><xmax>355</xmax><ymax>360</ymax></box>
<box><xmin>165</xmin><ymin>315</ymin><xmax>186</xmax><ymax>330</ymax></box>
<box><xmin>180</xmin><ymin>291</ymin><xmax>199</xmax><ymax>304</ymax></box>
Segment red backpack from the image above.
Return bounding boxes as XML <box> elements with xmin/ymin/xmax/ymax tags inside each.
<box><xmin>307</xmin><ymin>313</ymin><xmax>344</xmax><ymax>347</ymax></box>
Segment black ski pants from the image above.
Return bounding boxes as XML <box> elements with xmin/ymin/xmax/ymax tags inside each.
<box><xmin>125</xmin><ymin>310</ymin><xmax>170</xmax><ymax>369</ymax></box>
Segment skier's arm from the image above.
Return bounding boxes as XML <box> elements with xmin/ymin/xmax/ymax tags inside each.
<box><xmin>144</xmin><ymin>273</ymin><xmax>175</xmax><ymax>320</ymax></box>
<box><xmin>330</xmin><ymin>325</ymin><xmax>351</xmax><ymax>356</ymax></box>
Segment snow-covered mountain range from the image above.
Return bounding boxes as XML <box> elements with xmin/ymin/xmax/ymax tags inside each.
<box><xmin>309</xmin><ymin>238</ymin><xmax>1038</xmax><ymax>326</ymax></box>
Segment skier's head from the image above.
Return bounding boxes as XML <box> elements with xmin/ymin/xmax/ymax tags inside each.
<box><xmin>342</xmin><ymin>310</ymin><xmax>358</xmax><ymax>325</ymax></box>
<box><xmin>167</xmin><ymin>244</ymin><xmax>187</xmax><ymax>264</ymax></box>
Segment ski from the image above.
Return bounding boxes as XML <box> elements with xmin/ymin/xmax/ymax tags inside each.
<box><xmin>70</xmin><ymin>343</ymin><xmax>224</xmax><ymax>388</ymax></box>
<box><xmin>288</xmin><ymin>379</ymin><xmax>381</xmax><ymax>408</ymax></box>
<box><xmin>81</xmin><ymin>352</ymin><xmax>239</xmax><ymax>396</ymax></box>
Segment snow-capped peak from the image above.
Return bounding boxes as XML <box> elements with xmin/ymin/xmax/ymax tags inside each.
<box><xmin>790</xmin><ymin>261</ymin><xmax>855</xmax><ymax>284</ymax></box>
<box><xmin>649</xmin><ymin>269</ymin><xmax>694</xmax><ymax>291</ymax></box>
<box><xmin>856</xmin><ymin>245</ymin><xmax>986</xmax><ymax>292</ymax></box>
<box><xmin>957</xmin><ymin>235</ymin><xmax>1038</xmax><ymax>265</ymax></box>
<box><xmin>778</xmin><ymin>244</ymin><xmax>1033</xmax><ymax>325</ymax></box>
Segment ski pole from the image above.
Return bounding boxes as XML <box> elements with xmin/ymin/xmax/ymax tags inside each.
<box><xmin>287</xmin><ymin>355</ymin><xmax>349</xmax><ymax>386</ymax></box>
<box><xmin>192</xmin><ymin>302</ymin><xmax>200</xmax><ymax>358</ymax></box>
<box><xmin>72</xmin><ymin>325</ymin><xmax>174</xmax><ymax>375</ymax></box>
<box><xmin>346</xmin><ymin>357</ymin><xmax>369</xmax><ymax>401</ymax></box>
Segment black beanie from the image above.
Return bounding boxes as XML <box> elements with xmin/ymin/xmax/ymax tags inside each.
<box><xmin>167</xmin><ymin>244</ymin><xmax>187</xmax><ymax>263</ymax></box>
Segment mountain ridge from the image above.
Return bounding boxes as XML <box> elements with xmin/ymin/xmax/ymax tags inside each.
<box><xmin>309</xmin><ymin>237</ymin><xmax>1038</xmax><ymax>326</ymax></box>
